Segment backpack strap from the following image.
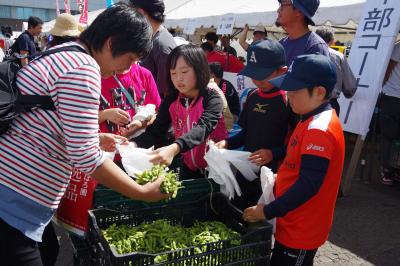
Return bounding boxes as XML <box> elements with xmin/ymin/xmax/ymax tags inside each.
<box><xmin>29</xmin><ymin>45</ymin><xmax>88</xmax><ymax>61</ymax></box>
<box><xmin>15</xmin><ymin>45</ymin><xmax>89</xmax><ymax>112</ymax></box>
<box><xmin>14</xmin><ymin>95</ymin><xmax>55</xmax><ymax>113</ymax></box>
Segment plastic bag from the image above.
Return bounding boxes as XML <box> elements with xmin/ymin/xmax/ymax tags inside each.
<box><xmin>118</xmin><ymin>142</ymin><xmax>154</xmax><ymax>176</ymax></box>
<box><xmin>204</xmin><ymin>141</ymin><xmax>259</xmax><ymax>199</ymax></box>
<box><xmin>129</xmin><ymin>104</ymin><xmax>156</xmax><ymax>139</ymax></box>
<box><xmin>104</xmin><ymin>151</ymin><xmax>116</xmax><ymax>161</ymax></box>
<box><xmin>133</xmin><ymin>104</ymin><xmax>156</xmax><ymax>121</ymax></box>
<box><xmin>258</xmin><ymin>166</ymin><xmax>276</xmax><ymax>233</ymax></box>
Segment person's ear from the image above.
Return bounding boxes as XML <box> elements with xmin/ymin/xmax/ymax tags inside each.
<box><xmin>315</xmin><ymin>86</ymin><xmax>327</xmax><ymax>100</ymax></box>
<box><xmin>106</xmin><ymin>38</ymin><xmax>113</xmax><ymax>52</ymax></box>
<box><xmin>278</xmin><ymin>66</ymin><xmax>288</xmax><ymax>75</ymax></box>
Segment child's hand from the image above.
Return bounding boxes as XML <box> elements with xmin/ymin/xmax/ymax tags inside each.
<box><xmin>215</xmin><ymin>140</ymin><xmax>227</xmax><ymax>149</ymax></box>
<box><xmin>243</xmin><ymin>204</ymin><xmax>266</xmax><ymax>223</ymax></box>
<box><xmin>102</xmin><ymin>108</ymin><xmax>130</xmax><ymax>125</ymax></box>
<box><xmin>149</xmin><ymin>143</ymin><xmax>180</xmax><ymax>166</ymax></box>
<box><xmin>249</xmin><ymin>149</ymin><xmax>273</xmax><ymax>166</ymax></box>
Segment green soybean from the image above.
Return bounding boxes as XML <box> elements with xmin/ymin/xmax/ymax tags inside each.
<box><xmin>135</xmin><ymin>165</ymin><xmax>182</xmax><ymax>200</ymax></box>
<box><xmin>102</xmin><ymin>219</ymin><xmax>241</xmax><ymax>263</ymax></box>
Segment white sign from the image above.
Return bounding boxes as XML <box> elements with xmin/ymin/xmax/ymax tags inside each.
<box><xmin>339</xmin><ymin>0</ymin><xmax>400</xmax><ymax>136</ymax></box>
<box><xmin>183</xmin><ymin>18</ymin><xmax>197</xmax><ymax>35</ymax></box>
<box><xmin>216</xmin><ymin>15</ymin><xmax>235</xmax><ymax>35</ymax></box>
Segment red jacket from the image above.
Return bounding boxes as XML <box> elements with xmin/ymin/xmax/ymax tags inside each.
<box><xmin>207</xmin><ymin>51</ymin><xmax>244</xmax><ymax>73</ymax></box>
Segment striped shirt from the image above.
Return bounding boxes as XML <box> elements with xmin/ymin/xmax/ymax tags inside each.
<box><xmin>0</xmin><ymin>42</ymin><xmax>106</xmax><ymax>210</ymax></box>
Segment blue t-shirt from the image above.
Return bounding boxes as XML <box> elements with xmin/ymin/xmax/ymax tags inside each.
<box><xmin>12</xmin><ymin>31</ymin><xmax>37</xmax><ymax>58</ymax></box>
<box><xmin>280</xmin><ymin>31</ymin><xmax>329</xmax><ymax>66</ymax></box>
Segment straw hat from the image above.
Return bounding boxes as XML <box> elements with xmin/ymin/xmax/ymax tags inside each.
<box><xmin>253</xmin><ymin>25</ymin><xmax>267</xmax><ymax>34</ymax></box>
<box><xmin>49</xmin><ymin>13</ymin><xmax>82</xmax><ymax>37</ymax></box>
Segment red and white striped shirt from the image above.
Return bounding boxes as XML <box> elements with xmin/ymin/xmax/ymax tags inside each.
<box><xmin>0</xmin><ymin>42</ymin><xmax>106</xmax><ymax>209</ymax></box>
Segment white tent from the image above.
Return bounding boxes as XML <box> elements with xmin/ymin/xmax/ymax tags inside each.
<box><xmin>164</xmin><ymin>0</ymin><xmax>366</xmax><ymax>28</ymax></box>
<box><xmin>44</xmin><ymin>0</ymin><xmax>366</xmax><ymax>32</ymax></box>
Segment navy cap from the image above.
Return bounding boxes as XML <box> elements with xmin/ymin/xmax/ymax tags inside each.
<box><xmin>239</xmin><ymin>39</ymin><xmax>286</xmax><ymax>80</ymax></box>
<box><xmin>269</xmin><ymin>54</ymin><xmax>337</xmax><ymax>92</ymax></box>
<box><xmin>279</xmin><ymin>0</ymin><xmax>320</xmax><ymax>26</ymax></box>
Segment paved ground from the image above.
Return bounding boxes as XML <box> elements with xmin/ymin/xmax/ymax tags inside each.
<box><xmin>314</xmin><ymin>180</ymin><xmax>400</xmax><ymax>266</ymax></box>
<box><xmin>54</xmin><ymin>178</ymin><xmax>400</xmax><ymax>266</ymax></box>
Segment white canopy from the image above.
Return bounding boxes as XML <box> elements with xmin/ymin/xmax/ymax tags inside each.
<box><xmin>43</xmin><ymin>0</ymin><xmax>366</xmax><ymax>32</ymax></box>
<box><xmin>164</xmin><ymin>0</ymin><xmax>366</xmax><ymax>28</ymax></box>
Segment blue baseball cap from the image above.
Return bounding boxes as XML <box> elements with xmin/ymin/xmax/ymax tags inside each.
<box><xmin>239</xmin><ymin>39</ymin><xmax>286</xmax><ymax>80</ymax></box>
<box><xmin>279</xmin><ymin>0</ymin><xmax>320</xmax><ymax>26</ymax></box>
<box><xmin>269</xmin><ymin>54</ymin><xmax>337</xmax><ymax>92</ymax></box>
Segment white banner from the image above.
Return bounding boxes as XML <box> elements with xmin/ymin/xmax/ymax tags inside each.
<box><xmin>339</xmin><ymin>0</ymin><xmax>400</xmax><ymax>136</ymax></box>
<box><xmin>216</xmin><ymin>15</ymin><xmax>235</xmax><ymax>35</ymax></box>
<box><xmin>183</xmin><ymin>18</ymin><xmax>197</xmax><ymax>35</ymax></box>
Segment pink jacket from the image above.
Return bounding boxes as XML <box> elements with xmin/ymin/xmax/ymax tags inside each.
<box><xmin>99</xmin><ymin>64</ymin><xmax>161</xmax><ymax>134</ymax></box>
<box><xmin>169</xmin><ymin>93</ymin><xmax>228</xmax><ymax>171</ymax></box>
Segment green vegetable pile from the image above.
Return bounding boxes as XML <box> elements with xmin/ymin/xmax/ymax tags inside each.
<box><xmin>102</xmin><ymin>220</ymin><xmax>241</xmax><ymax>263</ymax></box>
<box><xmin>135</xmin><ymin>165</ymin><xmax>182</xmax><ymax>199</ymax></box>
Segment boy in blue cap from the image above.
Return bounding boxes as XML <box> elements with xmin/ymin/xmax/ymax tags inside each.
<box><xmin>243</xmin><ymin>54</ymin><xmax>345</xmax><ymax>266</ymax></box>
<box><xmin>216</xmin><ymin>39</ymin><xmax>296</xmax><ymax>210</ymax></box>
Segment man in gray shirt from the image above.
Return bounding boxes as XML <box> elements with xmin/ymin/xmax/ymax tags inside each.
<box><xmin>316</xmin><ymin>27</ymin><xmax>357</xmax><ymax>115</ymax></box>
<box><xmin>130</xmin><ymin>0</ymin><xmax>176</xmax><ymax>97</ymax></box>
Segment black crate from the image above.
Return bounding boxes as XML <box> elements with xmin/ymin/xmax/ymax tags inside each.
<box><xmin>93</xmin><ymin>178</ymin><xmax>219</xmax><ymax>210</ymax></box>
<box><xmin>69</xmin><ymin>234</ymin><xmax>93</xmax><ymax>266</ymax></box>
<box><xmin>70</xmin><ymin>178</ymin><xmax>220</xmax><ymax>265</ymax></box>
<box><xmin>88</xmin><ymin>193</ymin><xmax>272</xmax><ymax>266</ymax></box>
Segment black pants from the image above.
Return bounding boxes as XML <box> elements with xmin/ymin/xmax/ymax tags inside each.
<box><xmin>379</xmin><ymin>94</ymin><xmax>400</xmax><ymax>172</ymax></box>
<box><xmin>271</xmin><ymin>240</ymin><xmax>318</xmax><ymax>266</ymax></box>
<box><xmin>38</xmin><ymin>223</ymin><xmax>59</xmax><ymax>266</ymax></box>
<box><xmin>330</xmin><ymin>98</ymin><xmax>340</xmax><ymax>116</ymax></box>
<box><xmin>230</xmin><ymin>172</ymin><xmax>262</xmax><ymax>211</ymax></box>
<box><xmin>0</xmin><ymin>218</ymin><xmax>43</xmax><ymax>266</ymax></box>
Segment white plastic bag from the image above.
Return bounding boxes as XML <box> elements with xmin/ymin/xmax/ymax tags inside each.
<box><xmin>204</xmin><ymin>143</ymin><xmax>240</xmax><ymax>199</ymax></box>
<box><xmin>204</xmin><ymin>141</ymin><xmax>259</xmax><ymax>199</ymax></box>
<box><xmin>104</xmin><ymin>151</ymin><xmax>116</xmax><ymax>161</ymax></box>
<box><xmin>117</xmin><ymin>142</ymin><xmax>154</xmax><ymax>176</ymax></box>
<box><xmin>133</xmin><ymin>104</ymin><xmax>156</xmax><ymax>121</ymax></box>
<box><xmin>258</xmin><ymin>166</ymin><xmax>276</xmax><ymax>233</ymax></box>
<box><xmin>129</xmin><ymin>104</ymin><xmax>157</xmax><ymax>139</ymax></box>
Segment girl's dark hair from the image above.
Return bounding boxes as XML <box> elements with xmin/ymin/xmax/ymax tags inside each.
<box><xmin>80</xmin><ymin>3</ymin><xmax>152</xmax><ymax>59</ymax></box>
<box><xmin>209</xmin><ymin>62</ymin><xmax>223</xmax><ymax>79</ymax></box>
<box><xmin>167</xmin><ymin>44</ymin><xmax>210</xmax><ymax>95</ymax></box>
<box><xmin>48</xmin><ymin>36</ymin><xmax>78</xmax><ymax>48</ymax></box>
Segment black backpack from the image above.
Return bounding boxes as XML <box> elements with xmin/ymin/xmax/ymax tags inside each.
<box><xmin>0</xmin><ymin>46</ymin><xmax>88</xmax><ymax>135</ymax></box>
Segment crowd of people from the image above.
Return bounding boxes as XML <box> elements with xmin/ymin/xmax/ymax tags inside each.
<box><xmin>0</xmin><ymin>0</ymin><xmax>398</xmax><ymax>266</ymax></box>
